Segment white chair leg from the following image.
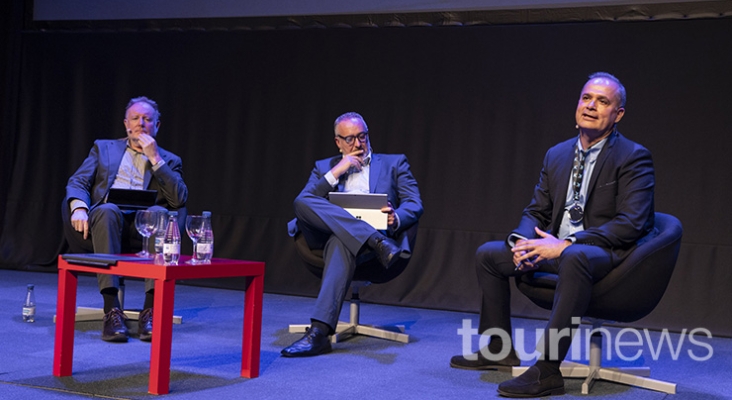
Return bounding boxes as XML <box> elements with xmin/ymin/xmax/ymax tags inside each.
<box><xmin>288</xmin><ymin>284</ymin><xmax>409</xmax><ymax>344</ymax></box>
<box><xmin>511</xmin><ymin>331</ymin><xmax>675</xmax><ymax>395</ymax></box>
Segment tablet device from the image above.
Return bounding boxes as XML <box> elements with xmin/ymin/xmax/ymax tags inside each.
<box><xmin>61</xmin><ymin>253</ymin><xmax>152</xmax><ymax>267</ymax></box>
<box><xmin>328</xmin><ymin>192</ymin><xmax>388</xmax><ymax>230</ymax></box>
<box><xmin>107</xmin><ymin>188</ymin><xmax>157</xmax><ymax>210</ymax></box>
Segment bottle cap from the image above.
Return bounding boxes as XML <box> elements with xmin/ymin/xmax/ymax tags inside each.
<box><xmin>202</xmin><ymin>211</ymin><xmax>211</xmax><ymax>217</ymax></box>
<box><xmin>27</xmin><ymin>284</ymin><xmax>34</xmax><ymax>289</ymax></box>
<box><xmin>170</xmin><ymin>211</ymin><xmax>178</xmax><ymax>216</ymax></box>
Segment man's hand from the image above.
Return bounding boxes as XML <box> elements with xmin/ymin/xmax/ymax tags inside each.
<box><xmin>71</xmin><ymin>208</ymin><xmax>90</xmax><ymax>239</ymax></box>
<box><xmin>331</xmin><ymin>150</ymin><xmax>365</xmax><ymax>179</ymax></box>
<box><xmin>137</xmin><ymin>133</ymin><xmax>163</xmax><ymax>165</ymax></box>
<box><xmin>512</xmin><ymin>227</ymin><xmax>572</xmax><ymax>271</ymax></box>
<box><xmin>381</xmin><ymin>201</ymin><xmax>397</xmax><ymax>227</ymax></box>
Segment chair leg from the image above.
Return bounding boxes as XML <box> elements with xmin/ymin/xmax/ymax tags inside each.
<box><xmin>288</xmin><ymin>286</ymin><xmax>409</xmax><ymax>344</ymax></box>
<box><xmin>331</xmin><ymin>297</ymin><xmax>409</xmax><ymax>344</ymax></box>
<box><xmin>512</xmin><ymin>332</ymin><xmax>676</xmax><ymax>394</ymax></box>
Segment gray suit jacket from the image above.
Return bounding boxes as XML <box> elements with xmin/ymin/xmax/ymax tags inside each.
<box><xmin>65</xmin><ymin>138</ymin><xmax>187</xmax><ymax>212</ymax></box>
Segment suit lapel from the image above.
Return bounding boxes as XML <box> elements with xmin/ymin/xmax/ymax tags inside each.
<box><xmin>587</xmin><ymin>131</ymin><xmax>617</xmax><ymax>195</ymax></box>
<box><xmin>369</xmin><ymin>154</ymin><xmax>381</xmax><ymax>193</ymax></box>
<box><xmin>106</xmin><ymin>140</ymin><xmax>127</xmax><ymax>189</ymax></box>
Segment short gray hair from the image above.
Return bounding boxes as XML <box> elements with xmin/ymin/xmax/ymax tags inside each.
<box><xmin>333</xmin><ymin>112</ymin><xmax>368</xmax><ymax>135</ymax></box>
<box><xmin>125</xmin><ymin>96</ymin><xmax>161</xmax><ymax>120</ymax></box>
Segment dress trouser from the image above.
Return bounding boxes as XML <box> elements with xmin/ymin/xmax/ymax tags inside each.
<box><xmin>293</xmin><ymin>193</ymin><xmax>378</xmax><ymax>329</ymax></box>
<box><xmin>87</xmin><ymin>204</ymin><xmax>165</xmax><ymax>293</ymax></box>
<box><xmin>475</xmin><ymin>241</ymin><xmax>614</xmax><ymax>362</ymax></box>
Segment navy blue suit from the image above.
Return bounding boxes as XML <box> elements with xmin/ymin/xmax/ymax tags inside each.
<box><xmin>476</xmin><ymin>131</ymin><xmax>655</xmax><ymax>361</ymax></box>
<box><xmin>288</xmin><ymin>153</ymin><xmax>423</xmax><ymax>328</ymax></box>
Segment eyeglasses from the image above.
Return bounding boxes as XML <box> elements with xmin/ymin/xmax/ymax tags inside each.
<box><xmin>336</xmin><ymin>131</ymin><xmax>369</xmax><ymax>145</ymax></box>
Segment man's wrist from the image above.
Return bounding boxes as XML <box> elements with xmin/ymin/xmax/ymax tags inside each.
<box><xmin>152</xmin><ymin>158</ymin><xmax>166</xmax><ymax>170</ymax></box>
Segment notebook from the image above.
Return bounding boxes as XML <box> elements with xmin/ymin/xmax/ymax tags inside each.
<box><xmin>107</xmin><ymin>188</ymin><xmax>157</xmax><ymax>210</ymax></box>
<box><xmin>328</xmin><ymin>192</ymin><xmax>388</xmax><ymax>230</ymax></box>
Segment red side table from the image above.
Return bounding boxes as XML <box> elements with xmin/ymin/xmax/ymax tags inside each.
<box><xmin>53</xmin><ymin>255</ymin><xmax>265</xmax><ymax>395</ymax></box>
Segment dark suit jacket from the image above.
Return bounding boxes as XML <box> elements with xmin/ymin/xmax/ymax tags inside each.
<box><xmin>65</xmin><ymin>138</ymin><xmax>187</xmax><ymax>212</ymax></box>
<box><xmin>512</xmin><ymin>131</ymin><xmax>655</xmax><ymax>263</ymax></box>
<box><xmin>288</xmin><ymin>153</ymin><xmax>423</xmax><ymax>251</ymax></box>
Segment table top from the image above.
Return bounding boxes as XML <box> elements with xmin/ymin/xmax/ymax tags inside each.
<box><xmin>57</xmin><ymin>254</ymin><xmax>265</xmax><ymax>280</ymax></box>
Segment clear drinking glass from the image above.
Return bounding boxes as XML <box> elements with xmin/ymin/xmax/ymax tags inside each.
<box><xmin>153</xmin><ymin>211</ymin><xmax>168</xmax><ymax>264</ymax></box>
<box><xmin>134</xmin><ymin>210</ymin><xmax>159</xmax><ymax>257</ymax></box>
<box><xmin>185</xmin><ymin>215</ymin><xmax>205</xmax><ymax>264</ymax></box>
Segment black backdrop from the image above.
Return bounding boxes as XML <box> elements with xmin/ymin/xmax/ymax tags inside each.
<box><xmin>1</xmin><ymin>13</ymin><xmax>731</xmax><ymax>336</ymax></box>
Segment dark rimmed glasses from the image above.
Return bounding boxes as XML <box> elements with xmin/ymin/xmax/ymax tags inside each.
<box><xmin>336</xmin><ymin>131</ymin><xmax>369</xmax><ymax>145</ymax></box>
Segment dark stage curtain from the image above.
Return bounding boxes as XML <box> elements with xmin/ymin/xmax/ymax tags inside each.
<box><xmin>1</xmin><ymin>17</ymin><xmax>731</xmax><ymax>336</ymax></box>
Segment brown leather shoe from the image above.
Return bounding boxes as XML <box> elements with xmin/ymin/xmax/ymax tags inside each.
<box><xmin>450</xmin><ymin>348</ymin><xmax>520</xmax><ymax>371</ymax></box>
<box><xmin>102</xmin><ymin>308</ymin><xmax>129</xmax><ymax>342</ymax></box>
<box><xmin>138</xmin><ymin>308</ymin><xmax>153</xmax><ymax>342</ymax></box>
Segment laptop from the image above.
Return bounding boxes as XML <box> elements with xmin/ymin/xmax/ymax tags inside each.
<box><xmin>107</xmin><ymin>188</ymin><xmax>157</xmax><ymax>210</ymax></box>
<box><xmin>328</xmin><ymin>192</ymin><xmax>388</xmax><ymax>230</ymax></box>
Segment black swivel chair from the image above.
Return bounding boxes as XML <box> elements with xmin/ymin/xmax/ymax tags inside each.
<box><xmin>512</xmin><ymin>212</ymin><xmax>683</xmax><ymax>394</ymax></box>
<box><xmin>58</xmin><ymin>199</ymin><xmax>187</xmax><ymax>324</ymax></box>
<box><xmin>289</xmin><ymin>222</ymin><xmax>419</xmax><ymax>344</ymax></box>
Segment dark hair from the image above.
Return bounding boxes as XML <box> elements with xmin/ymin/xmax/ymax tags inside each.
<box><xmin>588</xmin><ymin>72</ymin><xmax>626</xmax><ymax>108</ymax></box>
<box><xmin>125</xmin><ymin>96</ymin><xmax>161</xmax><ymax>120</ymax></box>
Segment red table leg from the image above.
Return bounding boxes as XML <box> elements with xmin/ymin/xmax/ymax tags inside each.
<box><xmin>53</xmin><ymin>265</ymin><xmax>78</xmax><ymax>377</ymax></box>
<box><xmin>148</xmin><ymin>279</ymin><xmax>176</xmax><ymax>395</ymax></box>
<box><xmin>241</xmin><ymin>273</ymin><xmax>263</xmax><ymax>378</ymax></box>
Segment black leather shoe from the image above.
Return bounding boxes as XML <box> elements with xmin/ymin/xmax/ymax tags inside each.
<box><xmin>450</xmin><ymin>348</ymin><xmax>520</xmax><ymax>371</ymax></box>
<box><xmin>281</xmin><ymin>326</ymin><xmax>332</xmax><ymax>357</ymax></box>
<box><xmin>138</xmin><ymin>308</ymin><xmax>153</xmax><ymax>342</ymax></box>
<box><xmin>497</xmin><ymin>365</ymin><xmax>565</xmax><ymax>398</ymax></box>
<box><xmin>102</xmin><ymin>308</ymin><xmax>129</xmax><ymax>342</ymax></box>
<box><xmin>371</xmin><ymin>236</ymin><xmax>409</xmax><ymax>269</ymax></box>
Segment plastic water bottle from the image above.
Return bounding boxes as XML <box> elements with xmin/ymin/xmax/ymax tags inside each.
<box><xmin>154</xmin><ymin>210</ymin><xmax>168</xmax><ymax>265</ymax></box>
<box><xmin>195</xmin><ymin>211</ymin><xmax>214</xmax><ymax>263</ymax></box>
<box><xmin>163</xmin><ymin>211</ymin><xmax>181</xmax><ymax>265</ymax></box>
<box><xmin>22</xmin><ymin>284</ymin><xmax>36</xmax><ymax>323</ymax></box>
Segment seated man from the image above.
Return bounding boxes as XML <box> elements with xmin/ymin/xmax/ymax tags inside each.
<box><xmin>282</xmin><ymin>112</ymin><xmax>423</xmax><ymax>357</ymax></box>
<box><xmin>63</xmin><ymin>96</ymin><xmax>188</xmax><ymax>343</ymax></box>
<box><xmin>450</xmin><ymin>72</ymin><xmax>655</xmax><ymax>397</ymax></box>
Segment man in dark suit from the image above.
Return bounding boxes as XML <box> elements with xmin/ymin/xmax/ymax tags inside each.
<box><xmin>450</xmin><ymin>72</ymin><xmax>655</xmax><ymax>397</ymax></box>
<box><xmin>63</xmin><ymin>96</ymin><xmax>188</xmax><ymax>343</ymax></box>
<box><xmin>281</xmin><ymin>112</ymin><xmax>423</xmax><ymax>357</ymax></box>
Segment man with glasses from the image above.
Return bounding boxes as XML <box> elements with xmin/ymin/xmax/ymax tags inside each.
<box><xmin>282</xmin><ymin>112</ymin><xmax>423</xmax><ymax>357</ymax></box>
<box><xmin>449</xmin><ymin>72</ymin><xmax>655</xmax><ymax>397</ymax></box>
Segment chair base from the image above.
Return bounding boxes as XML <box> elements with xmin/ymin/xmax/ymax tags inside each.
<box><xmin>288</xmin><ymin>290</ymin><xmax>409</xmax><ymax>344</ymax></box>
<box><xmin>512</xmin><ymin>330</ymin><xmax>676</xmax><ymax>395</ymax></box>
<box><xmin>289</xmin><ymin>321</ymin><xmax>409</xmax><ymax>344</ymax></box>
<box><xmin>54</xmin><ymin>306</ymin><xmax>183</xmax><ymax>324</ymax></box>
<box><xmin>512</xmin><ymin>361</ymin><xmax>675</xmax><ymax>394</ymax></box>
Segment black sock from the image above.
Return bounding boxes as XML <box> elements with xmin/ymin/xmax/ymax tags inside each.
<box><xmin>101</xmin><ymin>288</ymin><xmax>120</xmax><ymax>314</ymax></box>
<box><xmin>310</xmin><ymin>319</ymin><xmax>334</xmax><ymax>335</ymax></box>
<box><xmin>534</xmin><ymin>360</ymin><xmax>561</xmax><ymax>378</ymax></box>
<box><xmin>143</xmin><ymin>290</ymin><xmax>154</xmax><ymax>310</ymax></box>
